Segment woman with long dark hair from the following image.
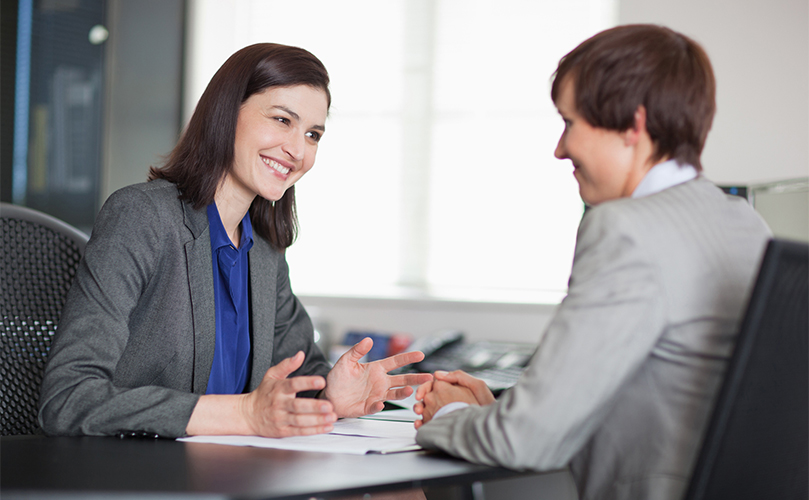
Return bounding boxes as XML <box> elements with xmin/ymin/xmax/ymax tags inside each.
<box><xmin>39</xmin><ymin>43</ymin><xmax>431</xmax><ymax>438</ymax></box>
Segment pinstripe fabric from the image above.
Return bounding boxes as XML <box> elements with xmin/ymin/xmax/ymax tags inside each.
<box><xmin>417</xmin><ymin>177</ymin><xmax>771</xmax><ymax>500</ymax></box>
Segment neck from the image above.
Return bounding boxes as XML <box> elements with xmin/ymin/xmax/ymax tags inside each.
<box><xmin>214</xmin><ymin>178</ymin><xmax>253</xmax><ymax>248</ymax></box>
<box><xmin>622</xmin><ymin>135</ymin><xmax>664</xmax><ymax>198</ymax></box>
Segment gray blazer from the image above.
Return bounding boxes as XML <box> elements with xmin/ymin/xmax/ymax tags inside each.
<box><xmin>38</xmin><ymin>180</ymin><xmax>330</xmax><ymax>437</ymax></box>
<box><xmin>416</xmin><ymin>177</ymin><xmax>771</xmax><ymax>500</ymax></box>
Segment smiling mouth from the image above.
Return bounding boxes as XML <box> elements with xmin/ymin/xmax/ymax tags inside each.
<box><xmin>262</xmin><ymin>156</ymin><xmax>290</xmax><ymax>175</ymax></box>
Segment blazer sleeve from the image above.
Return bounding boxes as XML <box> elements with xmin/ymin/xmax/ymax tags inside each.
<box><xmin>38</xmin><ymin>187</ymin><xmax>199</xmax><ymax>437</ymax></box>
<box><xmin>416</xmin><ymin>205</ymin><xmax>668</xmax><ymax>470</ymax></box>
<box><xmin>271</xmin><ymin>252</ymin><xmax>331</xmax><ymax>384</ymax></box>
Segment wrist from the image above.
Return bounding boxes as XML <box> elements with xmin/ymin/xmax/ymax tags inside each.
<box><xmin>236</xmin><ymin>392</ymin><xmax>255</xmax><ymax>435</ymax></box>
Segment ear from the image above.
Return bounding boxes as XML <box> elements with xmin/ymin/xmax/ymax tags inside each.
<box><xmin>623</xmin><ymin>105</ymin><xmax>647</xmax><ymax>147</ymax></box>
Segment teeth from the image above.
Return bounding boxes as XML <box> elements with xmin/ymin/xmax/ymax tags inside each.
<box><xmin>262</xmin><ymin>157</ymin><xmax>290</xmax><ymax>175</ymax></box>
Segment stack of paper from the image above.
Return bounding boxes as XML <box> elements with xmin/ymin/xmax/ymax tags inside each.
<box><xmin>179</xmin><ymin>409</ymin><xmax>421</xmax><ymax>455</ymax></box>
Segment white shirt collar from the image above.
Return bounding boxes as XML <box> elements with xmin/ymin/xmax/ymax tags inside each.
<box><xmin>632</xmin><ymin>159</ymin><xmax>698</xmax><ymax>199</ymax></box>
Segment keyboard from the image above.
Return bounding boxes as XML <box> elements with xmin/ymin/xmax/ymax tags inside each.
<box><xmin>414</xmin><ymin>340</ymin><xmax>534</xmax><ymax>394</ymax></box>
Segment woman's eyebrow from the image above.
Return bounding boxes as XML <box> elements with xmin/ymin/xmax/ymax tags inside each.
<box><xmin>272</xmin><ymin>105</ymin><xmax>299</xmax><ymax>120</ymax></box>
<box><xmin>272</xmin><ymin>105</ymin><xmax>325</xmax><ymax>132</ymax></box>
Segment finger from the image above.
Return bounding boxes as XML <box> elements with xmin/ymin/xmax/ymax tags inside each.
<box><xmin>420</xmin><ymin>402</ymin><xmax>435</xmax><ymax>424</ymax></box>
<box><xmin>342</xmin><ymin>337</ymin><xmax>373</xmax><ymax>364</ymax></box>
<box><xmin>288</xmin><ymin>396</ymin><xmax>334</xmax><ymax>414</ymax></box>
<box><xmin>367</xmin><ymin>400</ymin><xmax>385</xmax><ymax>414</ymax></box>
<box><xmin>277</xmin><ymin>423</ymin><xmax>335</xmax><ymax>437</ymax></box>
<box><xmin>439</xmin><ymin>370</ymin><xmax>495</xmax><ymax>405</ymax></box>
<box><xmin>413</xmin><ymin>401</ymin><xmax>425</xmax><ymax>415</ymax></box>
<box><xmin>385</xmin><ymin>386</ymin><xmax>415</xmax><ymax>401</ymax></box>
<box><xmin>438</xmin><ymin>370</ymin><xmax>476</xmax><ymax>385</ymax></box>
<box><xmin>434</xmin><ymin>370</ymin><xmax>483</xmax><ymax>391</ymax></box>
<box><xmin>284</xmin><ymin>375</ymin><xmax>327</xmax><ymax>395</ymax></box>
<box><xmin>415</xmin><ymin>380</ymin><xmax>433</xmax><ymax>400</ymax></box>
<box><xmin>376</xmin><ymin>350</ymin><xmax>425</xmax><ymax>372</ymax></box>
<box><xmin>387</xmin><ymin>372</ymin><xmax>433</xmax><ymax>388</ymax></box>
<box><xmin>288</xmin><ymin>411</ymin><xmax>338</xmax><ymax>428</ymax></box>
<box><xmin>265</xmin><ymin>351</ymin><xmax>305</xmax><ymax>381</ymax></box>
<box><xmin>414</xmin><ymin>419</ymin><xmax>423</xmax><ymax>429</ymax></box>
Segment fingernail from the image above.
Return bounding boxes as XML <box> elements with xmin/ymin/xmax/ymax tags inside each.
<box><xmin>435</xmin><ymin>370</ymin><xmax>448</xmax><ymax>376</ymax></box>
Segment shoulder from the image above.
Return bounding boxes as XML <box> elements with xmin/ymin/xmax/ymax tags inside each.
<box><xmin>91</xmin><ymin>180</ymin><xmax>193</xmax><ymax>248</ymax></box>
<box><xmin>103</xmin><ymin>180</ymin><xmax>181</xmax><ymax>215</ymax></box>
<box><xmin>583</xmin><ymin>177</ymin><xmax>765</xmax><ymax>238</ymax></box>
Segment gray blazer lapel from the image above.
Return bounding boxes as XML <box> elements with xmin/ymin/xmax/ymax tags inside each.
<box><xmin>247</xmin><ymin>237</ymin><xmax>277</xmax><ymax>391</ymax></box>
<box><xmin>182</xmin><ymin>200</ymin><xmax>216</xmax><ymax>394</ymax></box>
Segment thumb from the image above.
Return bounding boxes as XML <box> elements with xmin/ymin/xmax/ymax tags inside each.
<box><xmin>435</xmin><ymin>370</ymin><xmax>468</xmax><ymax>385</ymax></box>
<box><xmin>343</xmin><ymin>337</ymin><xmax>373</xmax><ymax>364</ymax></box>
<box><xmin>265</xmin><ymin>351</ymin><xmax>305</xmax><ymax>381</ymax></box>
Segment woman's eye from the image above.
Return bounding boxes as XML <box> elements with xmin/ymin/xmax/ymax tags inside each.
<box><xmin>305</xmin><ymin>131</ymin><xmax>322</xmax><ymax>142</ymax></box>
<box><xmin>275</xmin><ymin>116</ymin><xmax>290</xmax><ymax>125</ymax></box>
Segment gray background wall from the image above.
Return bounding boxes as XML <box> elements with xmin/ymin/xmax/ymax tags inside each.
<box><xmin>102</xmin><ymin>0</ymin><xmax>184</xmax><ymax>200</ymax></box>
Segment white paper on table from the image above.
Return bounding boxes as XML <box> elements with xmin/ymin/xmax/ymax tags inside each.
<box><xmin>178</xmin><ymin>417</ymin><xmax>421</xmax><ymax>455</ymax></box>
<box><xmin>358</xmin><ymin>408</ymin><xmax>419</xmax><ymax>422</ymax></box>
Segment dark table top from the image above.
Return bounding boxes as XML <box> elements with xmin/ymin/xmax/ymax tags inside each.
<box><xmin>1</xmin><ymin>435</ymin><xmax>528</xmax><ymax>499</ymax></box>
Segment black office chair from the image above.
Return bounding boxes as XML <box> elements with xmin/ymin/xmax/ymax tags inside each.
<box><xmin>0</xmin><ymin>203</ymin><xmax>89</xmax><ymax>435</ymax></box>
<box><xmin>684</xmin><ymin>238</ymin><xmax>809</xmax><ymax>500</ymax></box>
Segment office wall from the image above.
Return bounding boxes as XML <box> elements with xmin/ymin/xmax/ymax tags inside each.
<box><xmin>619</xmin><ymin>0</ymin><xmax>809</xmax><ymax>185</ymax></box>
<box><xmin>302</xmin><ymin>296</ymin><xmax>560</xmax><ymax>348</ymax></box>
<box><xmin>101</xmin><ymin>0</ymin><xmax>184</xmax><ymax>200</ymax></box>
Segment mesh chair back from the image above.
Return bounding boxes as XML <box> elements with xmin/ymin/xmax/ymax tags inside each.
<box><xmin>1</xmin><ymin>203</ymin><xmax>89</xmax><ymax>435</ymax></box>
<box><xmin>685</xmin><ymin>239</ymin><xmax>809</xmax><ymax>500</ymax></box>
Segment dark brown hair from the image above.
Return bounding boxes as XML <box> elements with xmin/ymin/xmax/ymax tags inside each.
<box><xmin>551</xmin><ymin>24</ymin><xmax>715</xmax><ymax>171</ymax></box>
<box><xmin>149</xmin><ymin>43</ymin><xmax>331</xmax><ymax>249</ymax></box>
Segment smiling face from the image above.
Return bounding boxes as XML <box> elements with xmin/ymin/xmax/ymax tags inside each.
<box><xmin>220</xmin><ymin>84</ymin><xmax>328</xmax><ymax>210</ymax></box>
<box><xmin>553</xmin><ymin>77</ymin><xmax>648</xmax><ymax>206</ymax></box>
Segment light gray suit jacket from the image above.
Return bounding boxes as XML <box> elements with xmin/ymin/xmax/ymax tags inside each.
<box><xmin>38</xmin><ymin>180</ymin><xmax>330</xmax><ymax>437</ymax></box>
<box><xmin>416</xmin><ymin>177</ymin><xmax>771</xmax><ymax>500</ymax></box>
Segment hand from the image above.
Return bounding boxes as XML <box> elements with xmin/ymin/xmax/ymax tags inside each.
<box><xmin>241</xmin><ymin>351</ymin><xmax>337</xmax><ymax>437</ymax></box>
<box><xmin>413</xmin><ymin>370</ymin><xmax>495</xmax><ymax>429</ymax></box>
<box><xmin>413</xmin><ymin>378</ymin><xmax>479</xmax><ymax>429</ymax></box>
<box><xmin>433</xmin><ymin>370</ymin><xmax>496</xmax><ymax>405</ymax></box>
<box><xmin>324</xmin><ymin>338</ymin><xmax>434</xmax><ymax>418</ymax></box>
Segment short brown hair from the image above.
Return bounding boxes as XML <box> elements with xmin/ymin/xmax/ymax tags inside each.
<box><xmin>150</xmin><ymin>43</ymin><xmax>331</xmax><ymax>249</ymax></box>
<box><xmin>551</xmin><ymin>24</ymin><xmax>715</xmax><ymax>171</ymax></box>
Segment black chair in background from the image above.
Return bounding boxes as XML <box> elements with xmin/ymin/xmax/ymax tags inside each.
<box><xmin>1</xmin><ymin>203</ymin><xmax>89</xmax><ymax>435</ymax></box>
<box><xmin>685</xmin><ymin>239</ymin><xmax>809</xmax><ymax>500</ymax></box>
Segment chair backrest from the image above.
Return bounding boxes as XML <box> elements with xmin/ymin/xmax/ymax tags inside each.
<box><xmin>684</xmin><ymin>238</ymin><xmax>809</xmax><ymax>500</ymax></box>
<box><xmin>0</xmin><ymin>203</ymin><xmax>89</xmax><ymax>435</ymax></box>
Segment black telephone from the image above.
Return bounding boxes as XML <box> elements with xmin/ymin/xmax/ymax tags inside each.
<box><xmin>407</xmin><ymin>329</ymin><xmax>465</xmax><ymax>361</ymax></box>
<box><xmin>407</xmin><ymin>329</ymin><xmax>535</xmax><ymax>394</ymax></box>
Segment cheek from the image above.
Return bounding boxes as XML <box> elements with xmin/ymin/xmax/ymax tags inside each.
<box><xmin>301</xmin><ymin>149</ymin><xmax>319</xmax><ymax>174</ymax></box>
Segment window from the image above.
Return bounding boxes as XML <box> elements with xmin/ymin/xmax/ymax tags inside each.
<box><xmin>187</xmin><ymin>0</ymin><xmax>617</xmax><ymax>303</ymax></box>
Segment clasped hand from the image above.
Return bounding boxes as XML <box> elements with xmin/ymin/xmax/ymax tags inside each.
<box><xmin>243</xmin><ymin>338</ymin><xmax>432</xmax><ymax>437</ymax></box>
<box><xmin>413</xmin><ymin>370</ymin><xmax>496</xmax><ymax>429</ymax></box>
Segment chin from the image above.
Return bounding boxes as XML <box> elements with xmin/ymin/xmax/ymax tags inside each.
<box><xmin>261</xmin><ymin>188</ymin><xmax>289</xmax><ymax>203</ymax></box>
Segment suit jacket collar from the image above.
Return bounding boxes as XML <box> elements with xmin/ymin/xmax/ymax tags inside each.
<box><xmin>246</xmin><ymin>236</ymin><xmax>277</xmax><ymax>391</ymax></box>
<box><xmin>181</xmin><ymin>197</ymin><xmax>216</xmax><ymax>394</ymax></box>
<box><xmin>181</xmin><ymin>195</ymin><xmax>278</xmax><ymax>394</ymax></box>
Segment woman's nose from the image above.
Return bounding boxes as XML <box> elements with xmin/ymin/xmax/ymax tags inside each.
<box><xmin>283</xmin><ymin>132</ymin><xmax>305</xmax><ymax>160</ymax></box>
